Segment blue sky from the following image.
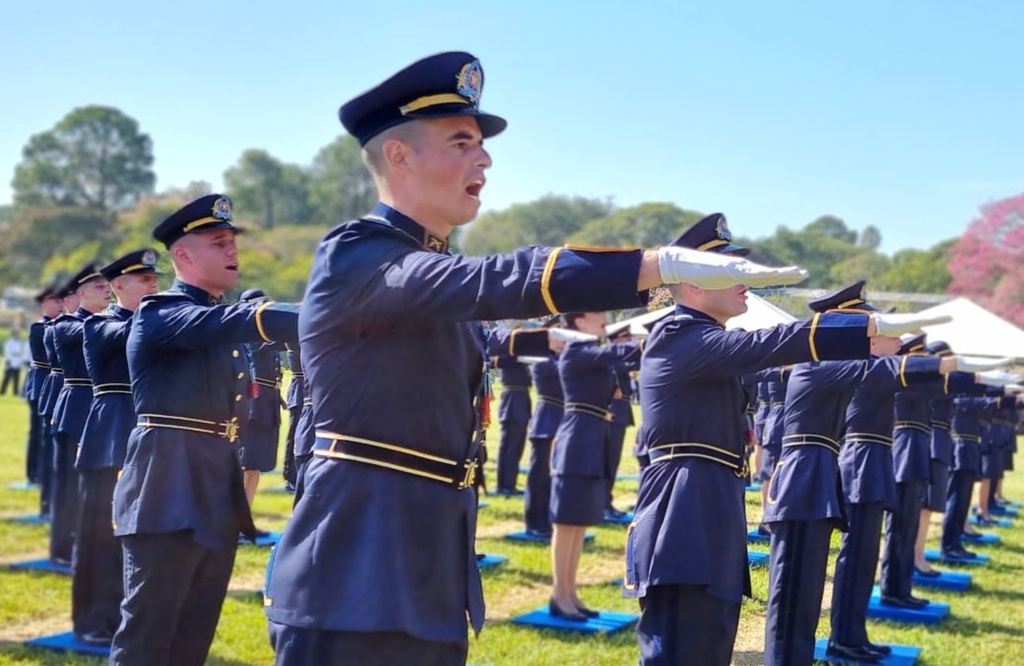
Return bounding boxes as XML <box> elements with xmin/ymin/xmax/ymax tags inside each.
<box><xmin>2</xmin><ymin>0</ymin><xmax>1022</xmax><ymax>253</ymax></box>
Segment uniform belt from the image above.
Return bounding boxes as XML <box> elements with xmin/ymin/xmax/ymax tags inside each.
<box><xmin>931</xmin><ymin>420</ymin><xmax>950</xmax><ymax>430</ymax></box>
<box><xmin>537</xmin><ymin>395</ymin><xmax>564</xmax><ymax>407</ymax></box>
<box><xmin>31</xmin><ymin>361</ymin><xmax>51</xmax><ymax>369</ymax></box>
<box><xmin>647</xmin><ymin>442</ymin><xmax>748</xmax><ymax>477</ymax></box>
<box><xmin>782</xmin><ymin>433</ymin><xmax>840</xmax><ymax>456</ymax></box>
<box><xmin>844</xmin><ymin>432</ymin><xmax>893</xmax><ymax>448</ymax></box>
<box><xmin>94</xmin><ymin>382</ymin><xmax>132</xmax><ymax>396</ymax></box>
<box><xmin>302</xmin><ymin>398</ymin><xmax>313</xmax><ymax>407</ymax></box>
<box><xmin>769</xmin><ymin>401</ymin><xmax>784</xmax><ymax>408</ymax></box>
<box><xmin>254</xmin><ymin>377</ymin><xmax>281</xmax><ymax>390</ymax></box>
<box><xmin>291</xmin><ymin>371</ymin><xmax>304</xmax><ymax>378</ymax></box>
<box><xmin>51</xmin><ymin>368</ymin><xmax>64</xmax><ymax>375</ymax></box>
<box><xmin>312</xmin><ymin>430</ymin><xmax>479</xmax><ymax>490</ymax></box>
<box><xmin>137</xmin><ymin>413</ymin><xmax>241</xmax><ymax>443</ymax></box>
<box><xmin>503</xmin><ymin>385</ymin><xmax>530</xmax><ymax>391</ymax></box>
<box><xmin>63</xmin><ymin>378</ymin><xmax>93</xmax><ymax>387</ymax></box>
<box><xmin>564</xmin><ymin>402</ymin><xmax>613</xmax><ymax>421</ymax></box>
<box><xmin>894</xmin><ymin>420</ymin><xmax>931</xmax><ymax>434</ymax></box>
<box><xmin>953</xmin><ymin>433</ymin><xmax>982</xmax><ymax>443</ymax></box>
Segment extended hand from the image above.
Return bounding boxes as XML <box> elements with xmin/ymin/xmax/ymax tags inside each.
<box><xmin>872</xmin><ymin>313</ymin><xmax>953</xmax><ymax>337</ymax></box>
<box><xmin>657</xmin><ymin>247</ymin><xmax>809</xmax><ymax>289</ymax></box>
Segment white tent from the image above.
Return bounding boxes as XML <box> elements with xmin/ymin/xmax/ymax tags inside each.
<box><xmin>608</xmin><ymin>293</ymin><xmax>795</xmax><ymax>337</ymax></box>
<box><xmin>917</xmin><ymin>297</ymin><xmax>1024</xmax><ymax>362</ymax></box>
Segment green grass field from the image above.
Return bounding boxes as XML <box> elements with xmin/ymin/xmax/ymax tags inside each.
<box><xmin>1</xmin><ymin>382</ymin><xmax>1023</xmax><ymax>665</ymax></box>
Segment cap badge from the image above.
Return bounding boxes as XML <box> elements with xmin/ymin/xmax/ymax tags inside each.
<box><xmin>142</xmin><ymin>249</ymin><xmax>158</xmax><ymax>266</ymax></box>
<box><xmin>456</xmin><ymin>60</ymin><xmax>483</xmax><ymax>107</ymax></box>
<box><xmin>716</xmin><ymin>216</ymin><xmax>732</xmax><ymax>242</ymax></box>
<box><xmin>212</xmin><ymin>196</ymin><xmax>233</xmax><ymax>221</ymax></box>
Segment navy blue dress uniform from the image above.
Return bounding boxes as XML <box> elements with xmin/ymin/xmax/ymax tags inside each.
<box><xmin>50</xmin><ymin>264</ymin><xmax>107</xmax><ymax>565</ymax></box>
<box><xmin>753</xmin><ymin>376</ymin><xmax>770</xmax><ymax>447</ymax></box>
<box><xmin>108</xmin><ymin>196</ymin><xmax>300</xmax><ymax>666</ymax></box>
<box><xmin>282</xmin><ymin>345</ymin><xmax>304</xmax><ymax>489</ymax></box>
<box><xmin>830</xmin><ymin>350</ymin><xmax>948</xmax><ymax>655</ymax></box>
<box><xmin>623</xmin><ymin>219</ymin><xmax>871</xmax><ymax>666</ymax></box>
<box><xmin>924</xmin><ymin>341</ymin><xmax>956</xmax><ymax>513</ymax></box>
<box><xmin>71</xmin><ymin>249</ymin><xmax>160</xmax><ymax>645</ymax></box>
<box><xmin>525</xmin><ymin>352</ymin><xmax>563</xmax><ymax>535</ymax></box>
<box><xmin>24</xmin><ymin>284</ymin><xmax>58</xmax><ymax>486</ymax></box>
<box><xmin>941</xmin><ymin>392</ymin><xmax>999</xmax><ymax>556</ymax></box>
<box><xmin>238</xmin><ymin>289</ymin><xmax>285</xmax><ymax>474</ymax></box>
<box><xmin>550</xmin><ymin>337</ymin><xmax>641</xmax><ymax>526</ymax></box>
<box><xmin>606</xmin><ymin>326</ymin><xmax>640</xmax><ymax>512</ymax></box>
<box><xmin>758</xmin><ymin>366</ymin><xmax>790</xmax><ymax>482</ymax></box>
<box><xmin>291</xmin><ymin>369</ymin><xmax>316</xmax><ymax>488</ymax></box>
<box><xmin>37</xmin><ymin>288</ymin><xmax>70</xmax><ymax>517</ymax></box>
<box><xmin>263</xmin><ymin>51</ymin><xmax>652</xmax><ymax>665</ymax></box>
<box><xmin>493</xmin><ymin>350</ymin><xmax>533</xmax><ymax>494</ymax></box>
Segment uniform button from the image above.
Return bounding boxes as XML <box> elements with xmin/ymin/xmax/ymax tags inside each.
<box><xmin>237</xmin><ymin>372</ymin><xmax>245</xmax><ymax>380</ymax></box>
<box><xmin>232</xmin><ymin>350</ymin><xmax>240</xmax><ymax>358</ymax></box>
<box><xmin>235</xmin><ymin>394</ymin><xmax>242</xmax><ymax>402</ymax></box>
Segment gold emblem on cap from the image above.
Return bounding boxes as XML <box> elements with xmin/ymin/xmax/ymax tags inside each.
<box><xmin>212</xmin><ymin>196</ymin><xmax>233</xmax><ymax>221</ymax></box>
<box><xmin>456</xmin><ymin>60</ymin><xmax>483</xmax><ymax>107</ymax></box>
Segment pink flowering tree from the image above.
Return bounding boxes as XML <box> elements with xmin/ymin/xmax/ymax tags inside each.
<box><xmin>948</xmin><ymin>193</ymin><xmax>1024</xmax><ymax>326</ymax></box>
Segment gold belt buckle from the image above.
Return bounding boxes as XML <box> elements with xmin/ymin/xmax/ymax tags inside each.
<box><xmin>221</xmin><ymin>416</ymin><xmax>240</xmax><ymax>443</ymax></box>
<box><xmin>736</xmin><ymin>458</ymin><xmax>749</xmax><ymax>478</ymax></box>
<box><xmin>459</xmin><ymin>459</ymin><xmax>478</xmax><ymax>489</ymax></box>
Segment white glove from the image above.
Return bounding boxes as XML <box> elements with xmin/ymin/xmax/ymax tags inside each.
<box><xmin>548</xmin><ymin>328</ymin><xmax>599</xmax><ymax>343</ymax></box>
<box><xmin>517</xmin><ymin>355</ymin><xmax>551</xmax><ymax>365</ymax></box>
<box><xmin>873</xmin><ymin>312</ymin><xmax>953</xmax><ymax>337</ymax></box>
<box><xmin>970</xmin><ymin>364</ymin><xmax>1019</xmax><ymax>381</ymax></box>
<box><xmin>657</xmin><ymin>246</ymin><xmax>809</xmax><ymax>289</ymax></box>
<box><xmin>1002</xmin><ymin>384</ymin><xmax>1024</xmax><ymax>394</ymax></box>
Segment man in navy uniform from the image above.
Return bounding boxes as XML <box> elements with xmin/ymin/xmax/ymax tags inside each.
<box><xmin>72</xmin><ymin>248</ymin><xmax>160</xmax><ymax>645</ymax></box>
<box><xmin>50</xmin><ymin>264</ymin><xmax>111</xmax><ymax>565</ymax></box>
<box><xmin>37</xmin><ymin>281</ymin><xmax>77</xmax><ymax>518</ymax></box>
<box><xmin>282</xmin><ymin>344</ymin><xmax>304</xmax><ymax>492</ymax></box>
<box><xmin>622</xmin><ymin>224</ymin><xmax>950</xmax><ymax>666</ymax></box>
<box><xmin>605</xmin><ymin>322</ymin><xmax>640</xmax><ymax>518</ymax></box>
<box><xmin>492</xmin><ymin>343</ymin><xmax>533</xmax><ymax>496</ymax></box>
<box><xmin>24</xmin><ymin>284</ymin><xmax>63</xmax><ymax>486</ymax></box>
<box><xmin>523</xmin><ymin>316</ymin><xmax>563</xmax><ymax>537</ymax></box>
<box><xmin>763</xmin><ymin>285</ymin><xmax>956</xmax><ymax>665</ymax></box>
<box><xmin>263</xmin><ymin>52</ymin><xmax>809</xmax><ymax>665</ymax></box>
<box><xmin>109</xmin><ymin>195</ymin><xmax>299</xmax><ymax>666</ymax></box>
<box><xmin>237</xmin><ymin>288</ymin><xmax>285</xmax><ymax>508</ymax></box>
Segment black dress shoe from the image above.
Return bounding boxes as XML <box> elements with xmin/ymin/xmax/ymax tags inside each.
<box><xmin>880</xmin><ymin>595</ymin><xmax>927</xmax><ymax>610</ymax></box>
<box><xmin>907</xmin><ymin>594</ymin><xmax>930</xmax><ymax>606</ymax></box>
<box><xmin>914</xmin><ymin>566</ymin><xmax>941</xmax><ymax>578</ymax></box>
<box><xmin>865</xmin><ymin>641</ymin><xmax>892</xmax><ymax>657</ymax></box>
<box><xmin>825</xmin><ymin>641</ymin><xmax>880</xmax><ymax>663</ymax></box>
<box><xmin>756</xmin><ymin>523</ymin><xmax>771</xmax><ymax>537</ymax></box>
<box><xmin>942</xmin><ymin>547</ymin><xmax>976</xmax><ymax>560</ymax></box>
<box><xmin>76</xmin><ymin>631</ymin><xmax>114</xmax><ymax>646</ymax></box>
<box><xmin>525</xmin><ymin>528</ymin><xmax>553</xmax><ymax>539</ymax></box>
<box><xmin>574</xmin><ymin>601</ymin><xmax>600</xmax><ymax>618</ymax></box>
<box><xmin>548</xmin><ymin>599</ymin><xmax>587</xmax><ymax>622</ymax></box>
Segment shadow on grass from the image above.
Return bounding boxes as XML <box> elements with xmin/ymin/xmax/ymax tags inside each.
<box><xmin>939</xmin><ymin>614</ymin><xmax>1021</xmax><ymax>638</ymax></box>
<box><xmin>483</xmin><ymin>617</ymin><xmax>638</xmax><ymax>645</ymax></box>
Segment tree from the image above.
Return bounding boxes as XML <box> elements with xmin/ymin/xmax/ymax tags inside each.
<box><xmin>746</xmin><ymin>221</ymin><xmax>861</xmax><ymax>290</ymax></box>
<box><xmin>224</xmin><ymin>150</ymin><xmax>311</xmax><ymax>228</ymax></box>
<box><xmin>804</xmin><ymin>215</ymin><xmax>857</xmax><ymax>244</ymax></box>
<box><xmin>881</xmin><ymin>240</ymin><xmax>954</xmax><ymax>293</ymax></box>
<box><xmin>460</xmin><ymin>195</ymin><xmax>613</xmax><ymax>254</ymax></box>
<box><xmin>858</xmin><ymin>225</ymin><xmax>882</xmax><ymax>250</ymax></box>
<box><xmin>306</xmin><ymin>135</ymin><xmax>376</xmax><ymax>225</ymax></box>
<box><xmin>948</xmin><ymin>193</ymin><xmax>1024</xmax><ymax>325</ymax></box>
<box><xmin>12</xmin><ymin>105</ymin><xmax>155</xmax><ymax>212</ymax></box>
<box><xmin>829</xmin><ymin>249</ymin><xmax>891</xmax><ymax>287</ymax></box>
<box><xmin>0</xmin><ymin>206</ymin><xmax>112</xmax><ymax>285</ymax></box>
<box><xmin>568</xmin><ymin>203</ymin><xmax>703</xmax><ymax>248</ymax></box>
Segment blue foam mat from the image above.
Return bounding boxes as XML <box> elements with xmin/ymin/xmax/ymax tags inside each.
<box><xmin>477</xmin><ymin>554</ymin><xmax>508</xmax><ymax>569</ymax></box>
<box><xmin>616</xmin><ymin>473</ymin><xmax>639</xmax><ymax>482</ymax></box>
<box><xmin>867</xmin><ymin>587</ymin><xmax>949</xmax><ymax>624</ymax></box>
<box><xmin>924</xmin><ymin>549</ymin><xmax>990</xmax><ymax>565</ymax></box>
<box><xmin>747</xmin><ymin>528</ymin><xmax>770</xmax><ymax>544</ymax></box>
<box><xmin>262</xmin><ymin>485</ymin><xmax>295</xmax><ymax>494</ymax></box>
<box><xmin>911</xmin><ymin>569</ymin><xmax>972</xmax><ymax>592</ymax></box>
<box><xmin>814</xmin><ymin>638</ymin><xmax>920</xmax><ymax>665</ymax></box>
<box><xmin>7</xmin><ymin>513</ymin><xmax>49</xmax><ymax>525</ymax></box>
<box><xmin>239</xmin><ymin>531</ymin><xmax>282</xmax><ymax>547</ymax></box>
<box><xmin>969</xmin><ymin>516</ymin><xmax>1013</xmax><ymax>528</ymax></box>
<box><xmin>8</xmin><ymin>558</ymin><xmax>71</xmax><ymax>575</ymax></box>
<box><xmin>511</xmin><ymin>606</ymin><xmax>638</xmax><ymax>634</ymax></box>
<box><xmin>746</xmin><ymin>482</ymin><xmax>762</xmax><ymax>492</ymax></box>
<box><xmin>477</xmin><ymin>501</ymin><xmax>489</xmax><ymax>509</ymax></box>
<box><xmin>24</xmin><ymin>631</ymin><xmax>111</xmax><ymax>657</ymax></box>
<box><xmin>603</xmin><ymin>511</ymin><xmax>633</xmax><ymax>525</ymax></box>
<box><xmin>6</xmin><ymin>481</ymin><xmax>37</xmax><ymax>491</ymax></box>
<box><xmin>989</xmin><ymin>505</ymin><xmax>1019</xmax><ymax>517</ymax></box>
<box><xmin>962</xmin><ymin>532</ymin><xmax>1000</xmax><ymax>545</ymax></box>
<box><xmin>748</xmin><ymin>551</ymin><xmax>769</xmax><ymax>567</ymax></box>
<box><xmin>504</xmin><ymin>530</ymin><xmax>594</xmax><ymax>544</ymax></box>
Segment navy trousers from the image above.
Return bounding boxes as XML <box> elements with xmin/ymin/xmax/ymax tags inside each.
<box><xmin>49</xmin><ymin>433</ymin><xmax>78</xmax><ymax>563</ymax></box>
<box><xmin>830</xmin><ymin>501</ymin><xmax>884</xmax><ymax>647</ymax></box>
<box><xmin>72</xmin><ymin>468</ymin><xmax>122</xmax><ymax>639</ymax></box>
<box><xmin>523</xmin><ymin>437</ymin><xmax>553</xmax><ymax>533</ymax></box>
<box><xmin>109</xmin><ymin>531</ymin><xmax>237</xmax><ymax>666</ymax></box>
<box><xmin>269</xmin><ymin>623</ymin><xmax>468</xmax><ymax>666</ymax></box>
<box><xmin>496</xmin><ymin>418</ymin><xmax>528</xmax><ymax>492</ymax></box>
<box><xmin>38</xmin><ymin>420</ymin><xmax>54</xmax><ymax>515</ymax></box>
<box><xmin>606</xmin><ymin>422</ymin><xmax>627</xmax><ymax>507</ymax></box>
<box><xmin>880</xmin><ymin>479</ymin><xmax>923</xmax><ymax>599</ymax></box>
<box><xmin>942</xmin><ymin>469</ymin><xmax>976</xmax><ymax>552</ymax></box>
<box><xmin>25</xmin><ymin>399</ymin><xmax>41</xmax><ymax>484</ymax></box>
<box><xmin>764</xmin><ymin>519</ymin><xmax>834</xmax><ymax>666</ymax></box>
<box><xmin>637</xmin><ymin>584</ymin><xmax>741</xmax><ymax>666</ymax></box>
<box><xmin>282</xmin><ymin>407</ymin><xmax>300</xmax><ymax>487</ymax></box>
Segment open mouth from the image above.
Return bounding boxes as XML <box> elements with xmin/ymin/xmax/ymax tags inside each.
<box><xmin>466</xmin><ymin>179</ymin><xmax>485</xmax><ymax>198</ymax></box>
<box><xmin>226</xmin><ymin>264</ymin><xmax>238</xmax><ymax>272</ymax></box>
